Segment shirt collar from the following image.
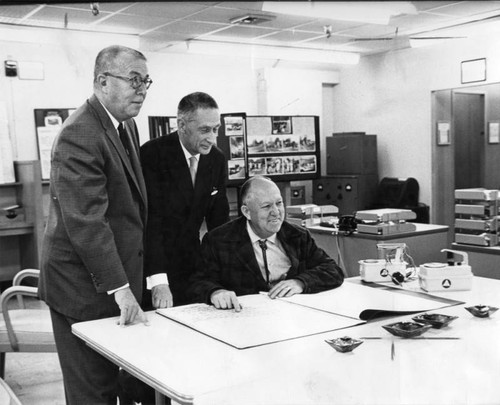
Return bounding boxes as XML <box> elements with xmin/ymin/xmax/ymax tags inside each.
<box><xmin>98</xmin><ymin>99</ymin><xmax>120</xmax><ymax>130</ymax></box>
<box><xmin>246</xmin><ymin>221</ymin><xmax>277</xmax><ymax>245</ymax></box>
<box><xmin>179</xmin><ymin>137</ymin><xmax>200</xmax><ymax>163</ymax></box>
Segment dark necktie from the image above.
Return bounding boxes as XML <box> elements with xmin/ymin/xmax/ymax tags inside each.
<box><xmin>117</xmin><ymin>123</ymin><xmax>131</xmax><ymax>158</ymax></box>
<box><xmin>258</xmin><ymin>239</ymin><xmax>270</xmax><ymax>286</ymax></box>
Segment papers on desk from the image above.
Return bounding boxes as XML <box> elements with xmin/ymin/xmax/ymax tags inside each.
<box><xmin>157</xmin><ymin>294</ymin><xmax>364</xmax><ymax>349</ymax></box>
<box><xmin>282</xmin><ymin>282</ymin><xmax>463</xmax><ymax>321</ymax></box>
<box><xmin>157</xmin><ymin>283</ymin><xmax>463</xmax><ymax>349</ymax></box>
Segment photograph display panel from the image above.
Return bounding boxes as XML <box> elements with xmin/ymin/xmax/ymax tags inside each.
<box><xmin>218</xmin><ymin>114</ymin><xmax>319</xmax><ymax>184</ymax></box>
<box><xmin>246</xmin><ymin>115</ymin><xmax>319</xmax><ymax>181</ymax></box>
<box><xmin>34</xmin><ymin>108</ymin><xmax>75</xmax><ymax>180</ymax></box>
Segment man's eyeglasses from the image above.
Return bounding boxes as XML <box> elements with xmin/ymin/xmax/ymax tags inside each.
<box><xmin>104</xmin><ymin>73</ymin><xmax>153</xmax><ymax>90</ymax></box>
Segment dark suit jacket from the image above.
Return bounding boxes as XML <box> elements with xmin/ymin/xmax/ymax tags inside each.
<box><xmin>39</xmin><ymin>94</ymin><xmax>147</xmax><ymax>321</ymax></box>
<box><xmin>188</xmin><ymin>216</ymin><xmax>344</xmax><ymax>304</ymax></box>
<box><xmin>140</xmin><ymin>131</ymin><xmax>229</xmax><ymax>305</ymax></box>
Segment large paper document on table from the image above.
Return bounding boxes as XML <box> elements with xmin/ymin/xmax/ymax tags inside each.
<box><xmin>282</xmin><ymin>282</ymin><xmax>464</xmax><ymax>321</ymax></box>
<box><xmin>157</xmin><ymin>293</ymin><xmax>364</xmax><ymax>349</ymax></box>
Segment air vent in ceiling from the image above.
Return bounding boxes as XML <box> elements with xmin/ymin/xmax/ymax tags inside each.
<box><xmin>230</xmin><ymin>14</ymin><xmax>276</xmax><ymax>25</ymax></box>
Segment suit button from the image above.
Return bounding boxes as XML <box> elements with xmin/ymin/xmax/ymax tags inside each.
<box><xmin>138</xmin><ymin>250</ymin><xmax>144</xmax><ymax>257</ymax></box>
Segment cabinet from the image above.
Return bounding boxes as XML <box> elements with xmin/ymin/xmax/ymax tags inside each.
<box><xmin>313</xmin><ymin>174</ymin><xmax>378</xmax><ymax>215</ymax></box>
<box><xmin>315</xmin><ymin>133</ymin><xmax>378</xmax><ymax>215</ymax></box>
<box><xmin>0</xmin><ymin>161</ymin><xmax>44</xmax><ymax>282</ymax></box>
<box><xmin>326</xmin><ymin>133</ymin><xmax>377</xmax><ymax>175</ymax></box>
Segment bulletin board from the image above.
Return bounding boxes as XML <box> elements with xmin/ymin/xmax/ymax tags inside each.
<box><xmin>34</xmin><ymin>108</ymin><xmax>75</xmax><ymax>179</ymax></box>
<box><xmin>218</xmin><ymin>113</ymin><xmax>320</xmax><ymax>186</ymax></box>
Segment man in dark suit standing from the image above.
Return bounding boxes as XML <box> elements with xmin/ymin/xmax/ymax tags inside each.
<box><xmin>140</xmin><ymin>92</ymin><xmax>229</xmax><ymax>308</ymax></box>
<box><xmin>39</xmin><ymin>45</ymin><xmax>151</xmax><ymax>404</ymax></box>
<box><xmin>188</xmin><ymin>176</ymin><xmax>344</xmax><ymax>310</ymax></box>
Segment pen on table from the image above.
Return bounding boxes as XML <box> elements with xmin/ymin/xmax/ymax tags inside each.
<box><xmin>391</xmin><ymin>340</ymin><xmax>395</xmax><ymax>361</ymax></box>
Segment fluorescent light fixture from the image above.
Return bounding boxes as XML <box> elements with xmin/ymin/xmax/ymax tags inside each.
<box><xmin>262</xmin><ymin>1</ymin><xmax>417</xmax><ymax>25</ymax></box>
<box><xmin>182</xmin><ymin>40</ymin><xmax>359</xmax><ymax>65</ymax></box>
<box><xmin>0</xmin><ymin>24</ymin><xmax>139</xmax><ymax>49</ymax></box>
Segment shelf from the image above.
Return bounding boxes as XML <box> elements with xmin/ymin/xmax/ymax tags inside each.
<box><xmin>0</xmin><ymin>222</ymin><xmax>34</xmax><ymax>236</ymax></box>
<box><xmin>0</xmin><ymin>161</ymin><xmax>44</xmax><ymax>280</ymax></box>
<box><xmin>0</xmin><ymin>182</ymin><xmax>21</xmax><ymax>188</ymax></box>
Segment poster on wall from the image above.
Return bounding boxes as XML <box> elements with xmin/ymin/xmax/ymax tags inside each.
<box><xmin>218</xmin><ymin>114</ymin><xmax>320</xmax><ymax>184</ymax></box>
<box><xmin>34</xmin><ymin>108</ymin><xmax>75</xmax><ymax>180</ymax></box>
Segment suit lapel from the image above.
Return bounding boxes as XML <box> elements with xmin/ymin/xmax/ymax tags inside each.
<box><xmin>123</xmin><ymin>120</ymin><xmax>147</xmax><ymax>203</ymax></box>
<box><xmin>231</xmin><ymin>219</ymin><xmax>269</xmax><ymax>286</ymax></box>
<box><xmin>277</xmin><ymin>224</ymin><xmax>300</xmax><ymax>272</ymax></box>
<box><xmin>193</xmin><ymin>154</ymin><xmax>211</xmax><ymax>198</ymax></box>
<box><xmin>87</xmin><ymin>96</ymin><xmax>147</xmax><ymax>209</ymax></box>
<box><xmin>166</xmin><ymin>134</ymin><xmax>195</xmax><ymax>204</ymax></box>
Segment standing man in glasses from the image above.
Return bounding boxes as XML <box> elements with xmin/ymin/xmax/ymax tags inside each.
<box><xmin>39</xmin><ymin>45</ymin><xmax>151</xmax><ymax>404</ymax></box>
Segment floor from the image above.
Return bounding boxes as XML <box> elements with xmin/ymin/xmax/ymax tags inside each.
<box><xmin>5</xmin><ymin>352</ymin><xmax>65</xmax><ymax>404</ymax></box>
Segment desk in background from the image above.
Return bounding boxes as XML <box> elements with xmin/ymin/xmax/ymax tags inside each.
<box><xmin>308</xmin><ymin>223</ymin><xmax>451</xmax><ymax>278</ymax></box>
<box><xmin>73</xmin><ymin>276</ymin><xmax>500</xmax><ymax>405</ymax></box>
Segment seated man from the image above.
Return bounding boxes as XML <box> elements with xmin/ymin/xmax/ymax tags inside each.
<box><xmin>188</xmin><ymin>175</ymin><xmax>344</xmax><ymax>311</ymax></box>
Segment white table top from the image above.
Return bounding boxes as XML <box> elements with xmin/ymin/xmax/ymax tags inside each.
<box><xmin>72</xmin><ymin>277</ymin><xmax>500</xmax><ymax>405</ymax></box>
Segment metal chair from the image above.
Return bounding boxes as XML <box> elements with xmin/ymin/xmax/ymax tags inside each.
<box><xmin>0</xmin><ymin>377</ymin><xmax>22</xmax><ymax>405</ymax></box>
<box><xmin>0</xmin><ymin>269</ymin><xmax>56</xmax><ymax>378</ymax></box>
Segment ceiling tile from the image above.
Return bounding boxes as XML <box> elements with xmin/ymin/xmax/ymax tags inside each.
<box><xmin>150</xmin><ymin>20</ymin><xmax>223</xmax><ymax>36</ymax></box>
<box><xmin>120</xmin><ymin>2</ymin><xmax>211</xmax><ymax>19</ymax></box>
<box><xmin>207</xmin><ymin>24</ymin><xmax>277</xmax><ymax>39</ymax></box>
<box><xmin>389</xmin><ymin>12</ymin><xmax>457</xmax><ymax>34</ymax></box>
<box><xmin>338</xmin><ymin>23</ymin><xmax>400</xmax><ymax>39</ymax></box>
<box><xmin>94</xmin><ymin>13</ymin><xmax>175</xmax><ymax>34</ymax></box>
<box><xmin>51</xmin><ymin>3</ymin><xmax>138</xmax><ymax>13</ymax></box>
<box><xmin>260</xmin><ymin>30</ymin><xmax>324</xmax><ymax>43</ymax></box>
<box><xmin>410</xmin><ymin>1</ymin><xmax>463</xmax><ymax>12</ymax></box>
<box><xmin>424</xmin><ymin>1</ymin><xmax>500</xmax><ymax>17</ymax></box>
<box><xmin>0</xmin><ymin>4</ymin><xmax>41</xmax><ymax>19</ymax></box>
<box><xmin>293</xmin><ymin>18</ymin><xmax>364</xmax><ymax>34</ymax></box>
<box><xmin>27</xmin><ymin>5</ymin><xmax>112</xmax><ymax>28</ymax></box>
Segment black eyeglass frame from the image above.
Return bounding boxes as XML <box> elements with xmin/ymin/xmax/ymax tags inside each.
<box><xmin>103</xmin><ymin>72</ymin><xmax>153</xmax><ymax>90</ymax></box>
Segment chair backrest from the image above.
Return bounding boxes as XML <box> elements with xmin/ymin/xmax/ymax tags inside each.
<box><xmin>0</xmin><ymin>377</ymin><xmax>22</xmax><ymax>405</ymax></box>
<box><xmin>373</xmin><ymin>177</ymin><xmax>419</xmax><ymax>208</ymax></box>
<box><xmin>12</xmin><ymin>269</ymin><xmax>40</xmax><ymax>309</ymax></box>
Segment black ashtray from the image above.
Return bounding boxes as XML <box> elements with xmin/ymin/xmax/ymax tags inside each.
<box><xmin>382</xmin><ymin>321</ymin><xmax>432</xmax><ymax>338</ymax></box>
<box><xmin>465</xmin><ymin>305</ymin><xmax>499</xmax><ymax>318</ymax></box>
<box><xmin>325</xmin><ymin>336</ymin><xmax>363</xmax><ymax>353</ymax></box>
<box><xmin>412</xmin><ymin>313</ymin><xmax>458</xmax><ymax>329</ymax></box>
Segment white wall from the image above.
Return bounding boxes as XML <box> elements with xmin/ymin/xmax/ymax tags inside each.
<box><xmin>2</xmin><ymin>24</ymin><xmax>500</xmax><ymax>218</ymax></box>
<box><xmin>0</xmin><ymin>26</ymin><xmax>339</xmax><ymax>157</ymax></box>
<box><xmin>332</xmin><ymin>33</ymin><xmax>500</xmax><ymax>209</ymax></box>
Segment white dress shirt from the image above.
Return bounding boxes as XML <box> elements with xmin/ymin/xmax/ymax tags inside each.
<box><xmin>246</xmin><ymin>222</ymin><xmax>291</xmax><ymax>285</ymax></box>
